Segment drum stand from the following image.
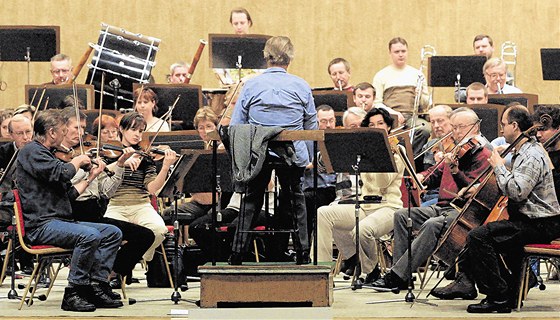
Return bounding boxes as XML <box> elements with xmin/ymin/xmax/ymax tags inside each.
<box><xmin>368</xmin><ymin>177</ymin><xmax>437</xmax><ymax>306</ymax></box>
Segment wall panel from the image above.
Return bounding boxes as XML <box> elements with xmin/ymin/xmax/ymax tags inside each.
<box><xmin>0</xmin><ymin>0</ymin><xmax>558</xmax><ymax>109</ymax></box>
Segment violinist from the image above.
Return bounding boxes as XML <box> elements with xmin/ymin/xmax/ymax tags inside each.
<box><xmin>373</xmin><ymin>107</ymin><xmax>492</xmax><ymax>292</ymax></box>
<box><xmin>92</xmin><ymin>115</ymin><xmax>119</xmax><ymax>143</ymax></box>
<box><xmin>133</xmin><ymin>87</ymin><xmax>170</xmax><ymax>133</ymax></box>
<box><xmin>433</xmin><ymin>105</ymin><xmax>560</xmax><ymax>313</ymax></box>
<box><xmin>418</xmin><ymin>105</ymin><xmax>454</xmax><ymax>206</ymax></box>
<box><xmin>16</xmin><ymin>109</ymin><xmax>123</xmax><ymax>311</ymax></box>
<box><xmin>59</xmin><ymin>108</ymin><xmax>155</xmax><ymax>290</ymax></box>
<box><xmin>103</xmin><ymin>112</ymin><xmax>176</xmax><ymax>264</ymax></box>
<box><xmin>532</xmin><ymin>105</ymin><xmax>560</xmax><ymax>199</ymax></box>
<box><xmin>0</xmin><ymin>110</ymin><xmax>13</xmax><ymax>138</ymax></box>
<box><xmin>317</xmin><ymin>107</ymin><xmax>405</xmax><ymax>284</ymax></box>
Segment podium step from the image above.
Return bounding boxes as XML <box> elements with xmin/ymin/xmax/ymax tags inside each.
<box><xmin>198</xmin><ymin>263</ymin><xmax>333</xmax><ymax>308</ymax></box>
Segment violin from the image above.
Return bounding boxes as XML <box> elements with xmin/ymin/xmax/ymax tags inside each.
<box><xmin>453</xmin><ymin>137</ymin><xmax>482</xmax><ymax>160</ymax></box>
<box><xmin>53</xmin><ymin>144</ymin><xmax>115</xmax><ymax>176</ymax></box>
<box><xmin>433</xmin><ymin>137</ymin><xmax>455</xmax><ymax>154</ymax></box>
<box><xmin>100</xmin><ymin>140</ymin><xmax>171</xmax><ymax>162</ymax></box>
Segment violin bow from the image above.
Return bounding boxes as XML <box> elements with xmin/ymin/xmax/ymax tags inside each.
<box><xmin>145</xmin><ymin>94</ymin><xmax>181</xmax><ymax>151</ymax></box>
<box><xmin>96</xmin><ymin>72</ymin><xmax>106</xmax><ymax>157</ymax></box>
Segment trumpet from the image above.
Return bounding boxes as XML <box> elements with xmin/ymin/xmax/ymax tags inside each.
<box><xmin>501</xmin><ymin>41</ymin><xmax>517</xmax><ymax>86</ymax></box>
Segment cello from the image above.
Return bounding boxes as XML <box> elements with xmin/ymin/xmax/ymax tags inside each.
<box><xmin>432</xmin><ymin>124</ymin><xmax>542</xmax><ymax>266</ymax></box>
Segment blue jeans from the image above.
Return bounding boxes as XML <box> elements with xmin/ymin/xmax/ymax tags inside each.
<box><xmin>26</xmin><ymin>220</ymin><xmax>122</xmax><ymax>286</ymax></box>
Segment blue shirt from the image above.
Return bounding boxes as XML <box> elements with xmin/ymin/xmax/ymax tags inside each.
<box><xmin>230</xmin><ymin>67</ymin><xmax>318</xmax><ymax>167</ymax></box>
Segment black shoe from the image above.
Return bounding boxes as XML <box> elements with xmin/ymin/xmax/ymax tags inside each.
<box><xmin>98</xmin><ymin>281</ymin><xmax>122</xmax><ymax>300</ymax></box>
<box><xmin>364</xmin><ymin>265</ymin><xmax>381</xmax><ymax>285</ymax></box>
<box><xmin>21</xmin><ymin>265</ymin><xmax>34</xmax><ymax>276</ymax></box>
<box><xmin>339</xmin><ymin>254</ymin><xmax>357</xmax><ymax>275</ymax></box>
<box><xmin>467</xmin><ymin>298</ymin><xmax>511</xmax><ymax>313</ymax></box>
<box><xmin>61</xmin><ymin>287</ymin><xmax>96</xmax><ymax>312</ymax></box>
<box><xmin>431</xmin><ymin>272</ymin><xmax>477</xmax><ymax>300</ymax></box>
<box><xmin>109</xmin><ymin>277</ymin><xmax>122</xmax><ymax>289</ymax></box>
<box><xmin>296</xmin><ymin>250</ymin><xmax>311</xmax><ymax>265</ymax></box>
<box><xmin>371</xmin><ymin>271</ymin><xmax>408</xmax><ymax>293</ymax></box>
<box><xmin>228</xmin><ymin>253</ymin><xmax>243</xmax><ymax>265</ymax></box>
<box><xmin>87</xmin><ymin>284</ymin><xmax>123</xmax><ymax>308</ymax></box>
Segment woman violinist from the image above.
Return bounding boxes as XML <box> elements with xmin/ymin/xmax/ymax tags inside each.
<box><xmin>92</xmin><ymin>114</ymin><xmax>119</xmax><ymax>143</ymax></box>
<box><xmin>133</xmin><ymin>87</ymin><xmax>170</xmax><ymax>133</ymax></box>
<box><xmin>104</xmin><ymin>112</ymin><xmax>177</xmax><ymax>263</ymax></box>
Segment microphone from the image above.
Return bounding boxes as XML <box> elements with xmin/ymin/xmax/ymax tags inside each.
<box><xmin>497</xmin><ymin>82</ymin><xmax>503</xmax><ymax>94</ymax></box>
<box><xmin>25</xmin><ymin>47</ymin><xmax>30</xmax><ymax>62</ymax></box>
<box><xmin>236</xmin><ymin>55</ymin><xmax>242</xmax><ymax>69</ymax></box>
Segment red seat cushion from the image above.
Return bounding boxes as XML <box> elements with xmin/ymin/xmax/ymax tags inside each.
<box><xmin>525</xmin><ymin>243</ymin><xmax>560</xmax><ymax>250</ymax></box>
<box><xmin>166</xmin><ymin>225</ymin><xmax>174</xmax><ymax>233</ymax></box>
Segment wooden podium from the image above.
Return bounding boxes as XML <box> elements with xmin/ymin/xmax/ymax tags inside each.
<box><xmin>198</xmin><ymin>263</ymin><xmax>332</xmax><ymax>308</ymax></box>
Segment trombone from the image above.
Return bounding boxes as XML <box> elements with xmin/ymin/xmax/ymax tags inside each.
<box><xmin>420</xmin><ymin>45</ymin><xmax>436</xmax><ymax>108</ymax></box>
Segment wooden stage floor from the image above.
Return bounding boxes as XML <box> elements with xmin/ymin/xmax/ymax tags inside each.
<box><xmin>0</xmin><ymin>264</ymin><xmax>558</xmax><ymax>320</ymax></box>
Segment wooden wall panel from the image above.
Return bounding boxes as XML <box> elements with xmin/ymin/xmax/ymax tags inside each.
<box><xmin>0</xmin><ymin>0</ymin><xmax>558</xmax><ymax>109</ymax></box>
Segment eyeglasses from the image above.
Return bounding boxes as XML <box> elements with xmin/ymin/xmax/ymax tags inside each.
<box><xmin>500</xmin><ymin>122</ymin><xmax>513</xmax><ymax>130</ymax></box>
<box><xmin>101</xmin><ymin>129</ymin><xmax>118</xmax><ymax>136</ymax></box>
<box><xmin>452</xmin><ymin>123</ymin><xmax>477</xmax><ymax>131</ymax></box>
<box><xmin>485</xmin><ymin>72</ymin><xmax>506</xmax><ymax>80</ymax></box>
<box><xmin>12</xmin><ymin>130</ymin><xmax>32</xmax><ymax>137</ymax></box>
<box><xmin>51</xmin><ymin>68</ymin><xmax>71</xmax><ymax>74</ymax></box>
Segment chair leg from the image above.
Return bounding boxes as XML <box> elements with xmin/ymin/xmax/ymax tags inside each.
<box><xmin>43</xmin><ymin>260</ymin><xmax>65</xmax><ymax>300</ymax></box>
<box><xmin>517</xmin><ymin>257</ymin><xmax>529</xmax><ymax>311</ymax></box>
<box><xmin>160</xmin><ymin>243</ymin><xmax>174</xmax><ymax>289</ymax></box>
<box><xmin>331</xmin><ymin>254</ymin><xmax>342</xmax><ymax>277</ymax></box>
<box><xmin>19</xmin><ymin>257</ymin><xmax>42</xmax><ymax>310</ymax></box>
<box><xmin>0</xmin><ymin>238</ymin><xmax>12</xmax><ymax>285</ymax></box>
<box><xmin>121</xmin><ymin>275</ymin><xmax>127</xmax><ymax>300</ymax></box>
<box><xmin>253</xmin><ymin>239</ymin><xmax>260</xmax><ymax>263</ymax></box>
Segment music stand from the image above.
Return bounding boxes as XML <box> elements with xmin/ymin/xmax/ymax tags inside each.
<box><xmin>428</xmin><ymin>56</ymin><xmax>486</xmax><ymax>93</ymax></box>
<box><xmin>318</xmin><ymin>128</ymin><xmax>396</xmax><ymax>290</ymax></box>
<box><xmin>0</xmin><ymin>26</ymin><xmax>59</xmax><ymax>84</ymax></box>
<box><xmin>540</xmin><ymin>48</ymin><xmax>560</xmax><ymax>80</ymax></box>
<box><xmin>132</xmin><ymin>84</ymin><xmax>203</xmax><ymax>130</ymax></box>
<box><xmin>25</xmin><ymin>84</ymin><xmax>95</xmax><ymax>110</ymax></box>
<box><xmin>209</xmin><ymin>34</ymin><xmax>271</xmax><ymax>83</ymax></box>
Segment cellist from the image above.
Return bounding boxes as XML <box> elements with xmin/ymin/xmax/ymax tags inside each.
<box><xmin>432</xmin><ymin>105</ymin><xmax>560</xmax><ymax>313</ymax></box>
<box><xmin>372</xmin><ymin>108</ymin><xmax>492</xmax><ymax>292</ymax></box>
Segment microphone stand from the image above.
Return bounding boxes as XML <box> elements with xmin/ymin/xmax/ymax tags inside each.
<box><xmin>109</xmin><ymin>79</ymin><xmax>121</xmax><ymax>110</ymax></box>
<box><xmin>454</xmin><ymin>74</ymin><xmax>461</xmax><ymax>103</ymax></box>
<box><xmin>24</xmin><ymin>47</ymin><xmax>31</xmax><ymax>85</ymax></box>
<box><xmin>236</xmin><ymin>55</ymin><xmax>242</xmax><ymax>83</ymax></box>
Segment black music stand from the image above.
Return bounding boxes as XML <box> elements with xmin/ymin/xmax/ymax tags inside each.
<box><xmin>428</xmin><ymin>56</ymin><xmax>486</xmax><ymax>103</ymax></box>
<box><xmin>25</xmin><ymin>84</ymin><xmax>95</xmax><ymax>110</ymax></box>
<box><xmin>132</xmin><ymin>84</ymin><xmax>203</xmax><ymax>130</ymax></box>
<box><xmin>540</xmin><ymin>48</ymin><xmax>560</xmax><ymax>80</ymax></box>
<box><xmin>209</xmin><ymin>34</ymin><xmax>270</xmax><ymax>83</ymax></box>
<box><xmin>312</xmin><ymin>90</ymin><xmax>353</xmax><ymax>112</ymax></box>
<box><xmin>319</xmin><ymin>128</ymin><xmax>396</xmax><ymax>290</ymax></box>
<box><xmin>180</xmin><ymin>150</ymin><xmax>233</xmax><ymax>266</ymax></box>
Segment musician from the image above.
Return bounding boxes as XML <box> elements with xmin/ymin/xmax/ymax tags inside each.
<box><xmin>92</xmin><ymin>115</ymin><xmax>119</xmax><ymax>143</ymax></box>
<box><xmin>328</xmin><ymin>58</ymin><xmax>353</xmax><ymax>91</ymax></box>
<box><xmin>168</xmin><ymin>61</ymin><xmax>190</xmax><ymax>84</ymax></box>
<box><xmin>49</xmin><ymin>53</ymin><xmax>72</xmax><ymax>85</ymax></box>
<box><xmin>0</xmin><ymin>114</ymin><xmax>34</xmax><ymax>274</ymax></box>
<box><xmin>433</xmin><ymin>105</ymin><xmax>560</xmax><ymax>313</ymax></box>
<box><xmin>59</xmin><ymin>108</ymin><xmax>154</xmax><ymax>290</ymax></box>
<box><xmin>372</xmin><ymin>37</ymin><xmax>431</xmax><ymax>159</ymax></box>
<box><xmin>133</xmin><ymin>87</ymin><xmax>170</xmax><ymax>132</ymax></box>
<box><xmin>532</xmin><ymin>105</ymin><xmax>560</xmax><ymax>198</ymax></box>
<box><xmin>230</xmin><ymin>7</ymin><xmax>253</xmax><ymax>35</ymax></box>
<box><xmin>342</xmin><ymin>106</ymin><xmax>367</xmax><ymax>129</ymax></box>
<box><xmin>372</xmin><ymin>107</ymin><xmax>492</xmax><ymax>291</ymax></box>
<box><xmin>483</xmin><ymin>58</ymin><xmax>522</xmax><ymax>94</ymax></box>
<box><xmin>303</xmin><ymin>104</ymin><xmax>337</xmax><ymax>243</ymax></box>
<box><xmin>104</xmin><ymin>112</ymin><xmax>176</xmax><ymax>263</ymax></box>
<box><xmin>16</xmin><ymin>109</ymin><xmax>123</xmax><ymax>311</ymax></box>
<box><xmin>318</xmin><ymin>108</ymin><xmax>404</xmax><ymax>284</ymax></box>
<box><xmin>0</xmin><ymin>110</ymin><xmax>13</xmax><ymax>138</ymax></box>
<box><xmin>465</xmin><ymin>82</ymin><xmax>488</xmax><ymax>105</ymax></box>
<box><xmin>352</xmin><ymin>82</ymin><xmax>375</xmax><ymax>112</ymax></box>
<box><xmin>473</xmin><ymin>34</ymin><xmax>495</xmax><ymax>59</ymax></box>
<box><xmin>229</xmin><ymin>35</ymin><xmax>318</xmax><ymax>265</ymax></box>
<box><xmin>419</xmin><ymin>105</ymin><xmax>454</xmax><ymax>206</ymax></box>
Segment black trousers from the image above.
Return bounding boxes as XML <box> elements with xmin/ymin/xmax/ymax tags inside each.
<box><xmin>304</xmin><ymin>186</ymin><xmax>336</xmax><ymax>244</ymax></box>
<box><xmin>71</xmin><ymin>198</ymin><xmax>155</xmax><ymax>277</ymax></box>
<box><xmin>463</xmin><ymin>212</ymin><xmax>560</xmax><ymax>300</ymax></box>
<box><xmin>232</xmin><ymin>163</ymin><xmax>308</xmax><ymax>254</ymax></box>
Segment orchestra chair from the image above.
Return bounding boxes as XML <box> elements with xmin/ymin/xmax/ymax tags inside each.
<box><xmin>12</xmin><ymin>189</ymin><xmax>72</xmax><ymax>310</ymax></box>
<box><xmin>217</xmin><ymin>225</ymin><xmax>264</xmax><ymax>262</ymax></box>
<box><xmin>517</xmin><ymin>238</ymin><xmax>560</xmax><ymax>311</ymax></box>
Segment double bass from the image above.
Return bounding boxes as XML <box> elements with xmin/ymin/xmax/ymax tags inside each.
<box><xmin>431</xmin><ymin>124</ymin><xmax>542</xmax><ymax>266</ymax></box>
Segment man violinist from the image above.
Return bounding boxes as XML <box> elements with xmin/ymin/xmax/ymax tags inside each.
<box><xmin>16</xmin><ymin>109</ymin><xmax>123</xmax><ymax>311</ymax></box>
<box><xmin>59</xmin><ymin>107</ymin><xmax>155</xmax><ymax>290</ymax></box>
<box><xmin>432</xmin><ymin>105</ymin><xmax>560</xmax><ymax>313</ymax></box>
<box><xmin>372</xmin><ymin>108</ymin><xmax>492</xmax><ymax>291</ymax></box>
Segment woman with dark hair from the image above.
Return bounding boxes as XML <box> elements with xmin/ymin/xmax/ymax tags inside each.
<box><xmin>104</xmin><ymin>112</ymin><xmax>176</xmax><ymax>263</ymax></box>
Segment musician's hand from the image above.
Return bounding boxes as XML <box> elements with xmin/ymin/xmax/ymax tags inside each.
<box><xmin>487</xmin><ymin>149</ymin><xmax>505</xmax><ymax>168</ymax></box>
<box><xmin>71</xmin><ymin>155</ymin><xmax>91</xmax><ymax>170</ymax></box>
<box><xmin>90</xmin><ymin>158</ymin><xmax>106</xmax><ymax>178</ymax></box>
<box><xmin>117</xmin><ymin>147</ymin><xmax>136</xmax><ymax>167</ymax></box>
<box><xmin>162</xmin><ymin>149</ymin><xmax>177</xmax><ymax>168</ymax></box>
<box><xmin>494</xmin><ymin>144</ymin><xmax>509</xmax><ymax>154</ymax></box>
<box><xmin>396</xmin><ymin>111</ymin><xmax>405</xmax><ymax>126</ymax></box>
<box><xmin>434</xmin><ymin>151</ymin><xmax>444</xmax><ymax>163</ymax></box>
<box><xmin>458</xmin><ymin>185</ymin><xmax>478</xmax><ymax>198</ymax></box>
<box><xmin>443</xmin><ymin>153</ymin><xmax>459</xmax><ymax>174</ymax></box>
<box><xmin>125</xmin><ymin>154</ymin><xmax>142</xmax><ymax>172</ymax></box>
<box><xmin>417</xmin><ymin>173</ymin><xmax>425</xmax><ymax>182</ymax></box>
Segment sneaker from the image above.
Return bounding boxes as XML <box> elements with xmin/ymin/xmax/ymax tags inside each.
<box><xmin>61</xmin><ymin>287</ymin><xmax>96</xmax><ymax>312</ymax></box>
<box><xmin>431</xmin><ymin>272</ymin><xmax>477</xmax><ymax>300</ymax></box>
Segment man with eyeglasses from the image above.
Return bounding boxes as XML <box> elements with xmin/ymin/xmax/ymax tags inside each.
<box><xmin>373</xmin><ymin>107</ymin><xmax>492</xmax><ymax>292</ymax></box>
<box><xmin>483</xmin><ymin>58</ymin><xmax>521</xmax><ymax>95</ymax></box>
<box><xmin>49</xmin><ymin>53</ymin><xmax>73</xmax><ymax>85</ymax></box>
